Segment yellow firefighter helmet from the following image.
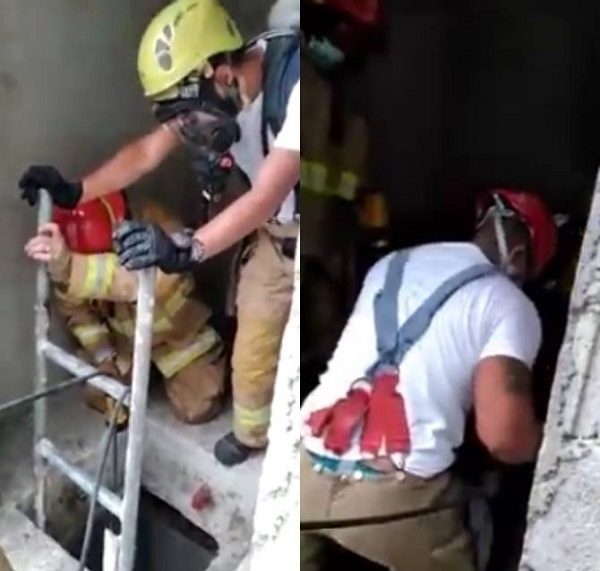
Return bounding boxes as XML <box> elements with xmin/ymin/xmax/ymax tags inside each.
<box><xmin>137</xmin><ymin>0</ymin><xmax>244</xmax><ymax>99</ymax></box>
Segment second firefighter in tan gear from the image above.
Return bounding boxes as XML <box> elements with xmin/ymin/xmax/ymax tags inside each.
<box><xmin>229</xmin><ymin>221</ymin><xmax>297</xmax><ymax>450</ymax></box>
<box><xmin>25</xmin><ymin>192</ymin><xmax>226</xmax><ymax>425</ymax></box>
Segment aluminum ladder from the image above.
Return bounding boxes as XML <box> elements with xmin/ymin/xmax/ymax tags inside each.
<box><xmin>33</xmin><ymin>190</ymin><xmax>156</xmax><ymax>571</ymax></box>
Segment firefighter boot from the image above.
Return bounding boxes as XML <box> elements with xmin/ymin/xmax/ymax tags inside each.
<box><xmin>214</xmin><ymin>432</ymin><xmax>254</xmax><ymax>467</ymax></box>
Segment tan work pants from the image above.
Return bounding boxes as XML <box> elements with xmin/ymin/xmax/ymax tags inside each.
<box><xmin>0</xmin><ymin>548</ymin><xmax>13</xmax><ymax>571</ymax></box>
<box><xmin>231</xmin><ymin>223</ymin><xmax>297</xmax><ymax>447</ymax></box>
<box><xmin>84</xmin><ymin>347</ymin><xmax>226</xmax><ymax>425</ymax></box>
<box><xmin>300</xmin><ymin>448</ymin><xmax>474</xmax><ymax>571</ymax></box>
<box><xmin>163</xmin><ymin>347</ymin><xmax>226</xmax><ymax>424</ymax></box>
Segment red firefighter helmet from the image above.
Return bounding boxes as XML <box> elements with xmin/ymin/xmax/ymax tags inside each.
<box><xmin>52</xmin><ymin>191</ymin><xmax>127</xmax><ymax>254</ymax></box>
<box><xmin>323</xmin><ymin>0</ymin><xmax>381</xmax><ymax>26</ymax></box>
<box><xmin>303</xmin><ymin>0</ymin><xmax>383</xmax><ymax>61</ymax></box>
<box><xmin>477</xmin><ymin>189</ymin><xmax>558</xmax><ymax>277</ymax></box>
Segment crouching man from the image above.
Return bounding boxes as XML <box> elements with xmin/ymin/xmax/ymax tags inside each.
<box><xmin>25</xmin><ymin>191</ymin><xmax>225</xmax><ymax>427</ymax></box>
<box><xmin>300</xmin><ymin>189</ymin><xmax>558</xmax><ymax>570</ymax></box>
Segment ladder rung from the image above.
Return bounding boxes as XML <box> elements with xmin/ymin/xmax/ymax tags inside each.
<box><xmin>36</xmin><ymin>438</ymin><xmax>123</xmax><ymax>519</ymax></box>
<box><xmin>42</xmin><ymin>341</ymin><xmax>130</xmax><ymax>405</ymax></box>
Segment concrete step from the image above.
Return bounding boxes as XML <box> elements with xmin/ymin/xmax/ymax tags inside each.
<box><xmin>0</xmin><ymin>507</ymin><xmax>84</xmax><ymax>571</ymax></box>
<box><xmin>0</xmin><ymin>389</ymin><xmax>263</xmax><ymax>570</ymax></box>
<box><xmin>143</xmin><ymin>398</ymin><xmax>264</xmax><ymax>571</ymax></box>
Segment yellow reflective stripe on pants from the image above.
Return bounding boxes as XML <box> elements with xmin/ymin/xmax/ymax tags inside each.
<box><xmin>107</xmin><ymin>318</ymin><xmax>133</xmax><ymax>337</ymax></box>
<box><xmin>154</xmin><ymin>327</ymin><xmax>221</xmax><ymax>379</ymax></box>
<box><xmin>72</xmin><ymin>323</ymin><xmax>110</xmax><ymax>347</ymax></box>
<box><xmin>338</xmin><ymin>171</ymin><xmax>359</xmax><ymax>201</ymax></box>
<box><xmin>108</xmin><ymin>279</ymin><xmax>193</xmax><ymax>337</ymax></box>
<box><xmin>233</xmin><ymin>402</ymin><xmax>271</xmax><ymax>430</ymax></box>
<box><xmin>301</xmin><ymin>160</ymin><xmax>359</xmax><ymax>201</ymax></box>
<box><xmin>301</xmin><ymin>161</ymin><xmax>327</xmax><ymax>194</ymax></box>
<box><xmin>110</xmin><ymin>311</ymin><xmax>187</xmax><ymax>336</ymax></box>
<box><xmin>163</xmin><ymin>279</ymin><xmax>193</xmax><ymax>317</ymax></box>
<box><xmin>81</xmin><ymin>254</ymin><xmax>117</xmax><ymax>298</ymax></box>
<box><xmin>109</xmin><ymin>315</ymin><xmax>172</xmax><ymax>337</ymax></box>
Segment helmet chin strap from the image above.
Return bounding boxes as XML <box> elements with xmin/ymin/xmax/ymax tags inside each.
<box><xmin>491</xmin><ymin>194</ymin><xmax>520</xmax><ymax>282</ymax></box>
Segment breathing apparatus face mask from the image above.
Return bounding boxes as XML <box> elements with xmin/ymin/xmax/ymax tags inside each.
<box><xmin>152</xmin><ymin>69</ymin><xmax>243</xmax><ymax>217</ymax></box>
<box><xmin>152</xmin><ymin>70</ymin><xmax>242</xmax><ymax>151</ymax></box>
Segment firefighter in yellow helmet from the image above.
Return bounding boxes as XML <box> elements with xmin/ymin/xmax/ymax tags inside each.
<box><xmin>19</xmin><ymin>0</ymin><xmax>300</xmax><ymax>466</ymax></box>
<box><xmin>24</xmin><ymin>190</ymin><xmax>226</xmax><ymax>427</ymax></box>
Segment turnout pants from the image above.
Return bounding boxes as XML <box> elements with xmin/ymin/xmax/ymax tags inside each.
<box><xmin>84</xmin><ymin>346</ymin><xmax>226</xmax><ymax>425</ymax></box>
<box><xmin>232</xmin><ymin>222</ymin><xmax>297</xmax><ymax>448</ymax></box>
<box><xmin>300</xmin><ymin>448</ymin><xmax>474</xmax><ymax>571</ymax></box>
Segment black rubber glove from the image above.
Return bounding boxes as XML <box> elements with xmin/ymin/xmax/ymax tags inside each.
<box><xmin>113</xmin><ymin>221</ymin><xmax>205</xmax><ymax>274</ymax></box>
<box><xmin>19</xmin><ymin>165</ymin><xmax>83</xmax><ymax>209</ymax></box>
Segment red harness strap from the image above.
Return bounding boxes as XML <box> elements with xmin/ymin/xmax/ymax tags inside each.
<box><xmin>360</xmin><ymin>371</ymin><xmax>410</xmax><ymax>456</ymax></box>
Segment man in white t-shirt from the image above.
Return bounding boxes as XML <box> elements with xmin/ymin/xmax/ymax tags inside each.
<box><xmin>300</xmin><ymin>189</ymin><xmax>558</xmax><ymax>571</ymax></box>
<box><xmin>18</xmin><ymin>0</ymin><xmax>300</xmax><ymax>466</ymax></box>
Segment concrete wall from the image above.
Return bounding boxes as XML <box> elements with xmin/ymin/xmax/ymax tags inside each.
<box><xmin>520</xmin><ymin>167</ymin><xmax>600</xmax><ymax>570</ymax></box>
<box><xmin>0</xmin><ymin>0</ymin><xmax>271</xmax><ymax>404</ymax></box>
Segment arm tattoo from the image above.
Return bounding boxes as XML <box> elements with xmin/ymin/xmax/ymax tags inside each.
<box><xmin>503</xmin><ymin>358</ymin><xmax>533</xmax><ymax>395</ymax></box>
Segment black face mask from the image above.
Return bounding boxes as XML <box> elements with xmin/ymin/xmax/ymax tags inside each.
<box><xmin>153</xmin><ymin>75</ymin><xmax>241</xmax><ymax>125</ymax></box>
<box><xmin>176</xmin><ymin>110</ymin><xmax>240</xmax><ymax>152</ymax></box>
<box><xmin>152</xmin><ymin>75</ymin><xmax>243</xmax><ymax>221</ymax></box>
<box><xmin>153</xmin><ymin>75</ymin><xmax>242</xmax><ymax>153</ymax></box>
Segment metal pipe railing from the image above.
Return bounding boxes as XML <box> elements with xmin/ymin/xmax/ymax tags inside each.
<box><xmin>34</xmin><ymin>189</ymin><xmax>52</xmax><ymax>530</ymax></box>
<box><xmin>43</xmin><ymin>341</ymin><xmax>129</xmax><ymax>405</ymax></box>
<box><xmin>31</xmin><ymin>191</ymin><xmax>157</xmax><ymax>571</ymax></box>
<box><xmin>37</xmin><ymin>438</ymin><xmax>123</xmax><ymax>518</ymax></box>
<box><xmin>118</xmin><ymin>266</ymin><xmax>156</xmax><ymax>571</ymax></box>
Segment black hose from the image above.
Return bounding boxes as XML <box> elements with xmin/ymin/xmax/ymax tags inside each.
<box><xmin>300</xmin><ymin>499</ymin><xmax>470</xmax><ymax>532</ymax></box>
<box><xmin>0</xmin><ymin>372</ymin><xmax>103</xmax><ymax>416</ymax></box>
<box><xmin>109</xmin><ymin>423</ymin><xmax>121</xmax><ymax>536</ymax></box>
<box><xmin>78</xmin><ymin>388</ymin><xmax>130</xmax><ymax>571</ymax></box>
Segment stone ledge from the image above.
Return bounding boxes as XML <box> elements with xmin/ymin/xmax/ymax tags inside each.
<box><xmin>0</xmin><ymin>507</ymin><xmax>83</xmax><ymax>571</ymax></box>
<box><xmin>143</xmin><ymin>400</ymin><xmax>264</xmax><ymax>571</ymax></box>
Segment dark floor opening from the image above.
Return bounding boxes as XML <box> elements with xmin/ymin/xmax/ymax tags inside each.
<box><xmin>23</xmin><ymin>486</ymin><xmax>217</xmax><ymax>571</ymax></box>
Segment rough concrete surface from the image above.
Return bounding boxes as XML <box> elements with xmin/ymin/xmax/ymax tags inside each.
<box><xmin>0</xmin><ymin>0</ymin><xmax>274</xmax><ymax>406</ymax></box>
<box><xmin>0</xmin><ymin>507</ymin><xmax>83</xmax><ymax>571</ymax></box>
<box><xmin>0</xmin><ymin>386</ymin><xmax>265</xmax><ymax>570</ymax></box>
<box><xmin>520</xmin><ymin>168</ymin><xmax>600</xmax><ymax>571</ymax></box>
<box><xmin>143</xmin><ymin>399</ymin><xmax>264</xmax><ymax>571</ymax></box>
<box><xmin>0</xmin><ymin>388</ymin><xmax>105</xmax><ymax>510</ymax></box>
<box><xmin>0</xmin><ymin>0</ymin><xmax>166</xmax><ymax>405</ymax></box>
<box><xmin>0</xmin><ymin>388</ymin><xmax>103</xmax><ymax>571</ymax></box>
<box><xmin>242</xmin><ymin>238</ymin><xmax>300</xmax><ymax>571</ymax></box>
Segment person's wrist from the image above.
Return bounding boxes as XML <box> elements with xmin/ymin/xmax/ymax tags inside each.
<box><xmin>189</xmin><ymin>237</ymin><xmax>207</xmax><ymax>264</ymax></box>
<box><xmin>48</xmin><ymin>251</ymin><xmax>72</xmax><ymax>283</ymax></box>
<box><xmin>70</xmin><ymin>180</ymin><xmax>83</xmax><ymax>205</ymax></box>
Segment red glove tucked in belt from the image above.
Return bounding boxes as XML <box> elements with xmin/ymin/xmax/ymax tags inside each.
<box><xmin>360</xmin><ymin>371</ymin><xmax>411</xmax><ymax>456</ymax></box>
<box><xmin>306</xmin><ymin>382</ymin><xmax>371</xmax><ymax>455</ymax></box>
